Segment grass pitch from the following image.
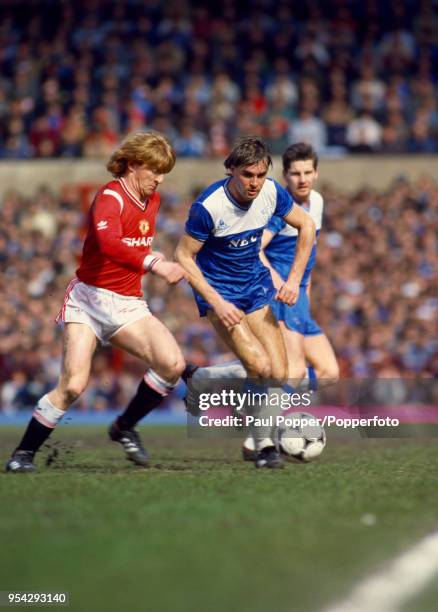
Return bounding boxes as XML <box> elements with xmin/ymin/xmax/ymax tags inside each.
<box><xmin>1</xmin><ymin>425</ymin><xmax>438</xmax><ymax>612</ymax></box>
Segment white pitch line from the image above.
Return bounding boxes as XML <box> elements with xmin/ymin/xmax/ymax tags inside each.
<box><xmin>323</xmin><ymin>530</ymin><xmax>438</xmax><ymax>612</ymax></box>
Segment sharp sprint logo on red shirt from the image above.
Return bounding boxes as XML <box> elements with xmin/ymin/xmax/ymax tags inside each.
<box><xmin>122</xmin><ymin>236</ymin><xmax>154</xmax><ymax>247</ymax></box>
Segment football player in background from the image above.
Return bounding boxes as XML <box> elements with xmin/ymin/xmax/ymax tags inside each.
<box><xmin>261</xmin><ymin>142</ymin><xmax>339</xmax><ymax>388</ymax></box>
<box><xmin>6</xmin><ymin>132</ymin><xmax>186</xmax><ymax>472</ymax></box>
<box><xmin>176</xmin><ymin>136</ymin><xmax>315</xmax><ymax>468</ymax></box>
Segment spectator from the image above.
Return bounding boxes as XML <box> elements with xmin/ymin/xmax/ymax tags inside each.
<box><xmin>408</xmin><ymin>111</ymin><xmax>438</xmax><ymax>152</ymax></box>
<box><xmin>289</xmin><ymin>104</ymin><xmax>327</xmax><ymax>153</ymax></box>
<box><xmin>173</xmin><ymin>118</ymin><xmax>208</xmax><ymax>157</ymax></box>
<box><xmin>346</xmin><ymin>109</ymin><xmax>383</xmax><ymax>151</ymax></box>
<box><xmin>380</xmin><ymin>110</ymin><xmax>409</xmax><ymax>152</ymax></box>
<box><xmin>0</xmin><ymin>0</ymin><xmax>436</xmax><ymax>157</ymax></box>
<box><xmin>351</xmin><ymin>65</ymin><xmax>386</xmax><ymax>113</ymax></box>
<box><xmin>323</xmin><ymin>82</ymin><xmax>354</xmax><ymax>147</ymax></box>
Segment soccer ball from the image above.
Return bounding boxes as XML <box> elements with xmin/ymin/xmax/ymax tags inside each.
<box><xmin>278</xmin><ymin>411</ymin><xmax>326</xmax><ymax>462</ymax></box>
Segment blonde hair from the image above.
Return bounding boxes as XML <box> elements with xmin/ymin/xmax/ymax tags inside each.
<box><xmin>106</xmin><ymin>131</ymin><xmax>176</xmax><ymax>177</ymax></box>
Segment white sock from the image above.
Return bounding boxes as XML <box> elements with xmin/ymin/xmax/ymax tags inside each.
<box><xmin>33</xmin><ymin>395</ymin><xmax>65</xmax><ymax>428</ymax></box>
<box><xmin>249</xmin><ymin>387</ymin><xmax>283</xmax><ymax>451</ymax></box>
<box><xmin>192</xmin><ymin>360</ymin><xmax>247</xmax><ymax>381</ymax></box>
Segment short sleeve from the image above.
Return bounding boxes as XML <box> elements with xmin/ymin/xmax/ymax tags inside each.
<box><xmin>185</xmin><ymin>202</ymin><xmax>214</xmax><ymax>242</ymax></box>
<box><xmin>273</xmin><ymin>181</ymin><xmax>294</xmax><ymax>218</ymax></box>
<box><xmin>266</xmin><ymin>214</ymin><xmax>286</xmax><ymax>235</ymax></box>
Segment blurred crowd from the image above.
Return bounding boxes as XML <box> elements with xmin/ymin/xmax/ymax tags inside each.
<box><xmin>0</xmin><ymin>174</ymin><xmax>437</xmax><ymax>412</ymax></box>
<box><xmin>1</xmin><ymin>0</ymin><xmax>438</xmax><ymax>158</ymax></box>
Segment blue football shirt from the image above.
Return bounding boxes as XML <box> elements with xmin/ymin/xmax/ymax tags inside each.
<box><xmin>264</xmin><ymin>189</ymin><xmax>323</xmax><ymax>287</ymax></box>
<box><xmin>185</xmin><ymin>177</ymin><xmax>293</xmax><ymax>303</ymax></box>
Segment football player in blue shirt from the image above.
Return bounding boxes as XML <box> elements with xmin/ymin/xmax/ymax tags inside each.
<box><xmin>261</xmin><ymin>142</ymin><xmax>339</xmax><ymax>387</ymax></box>
<box><xmin>176</xmin><ymin>136</ymin><xmax>315</xmax><ymax>468</ymax></box>
<box><xmin>241</xmin><ymin>143</ymin><xmax>339</xmax><ymax>459</ymax></box>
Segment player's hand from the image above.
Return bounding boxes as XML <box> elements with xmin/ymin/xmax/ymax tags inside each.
<box><xmin>213</xmin><ymin>299</ymin><xmax>244</xmax><ymax>329</ymax></box>
<box><xmin>276</xmin><ymin>280</ymin><xmax>299</xmax><ymax>305</ymax></box>
<box><xmin>153</xmin><ymin>260</ymin><xmax>187</xmax><ymax>284</ymax></box>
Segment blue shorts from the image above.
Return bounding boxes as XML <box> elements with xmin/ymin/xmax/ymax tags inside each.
<box><xmin>194</xmin><ymin>279</ymin><xmax>276</xmax><ymax>317</ymax></box>
<box><xmin>270</xmin><ymin>286</ymin><xmax>322</xmax><ymax>336</ymax></box>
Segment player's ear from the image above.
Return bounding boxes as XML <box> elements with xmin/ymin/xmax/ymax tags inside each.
<box><xmin>127</xmin><ymin>161</ymin><xmax>140</xmax><ymax>172</ymax></box>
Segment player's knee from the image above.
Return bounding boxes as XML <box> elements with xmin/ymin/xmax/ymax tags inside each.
<box><xmin>328</xmin><ymin>364</ymin><xmax>340</xmax><ymax>385</ymax></box>
<box><xmin>318</xmin><ymin>362</ymin><xmax>340</xmax><ymax>385</ymax></box>
<box><xmin>251</xmin><ymin>357</ymin><xmax>272</xmax><ymax>380</ymax></box>
<box><xmin>60</xmin><ymin>378</ymin><xmax>87</xmax><ymax>405</ymax></box>
<box><xmin>172</xmin><ymin>355</ymin><xmax>186</xmax><ymax>381</ymax></box>
<box><xmin>156</xmin><ymin>354</ymin><xmax>186</xmax><ymax>384</ymax></box>
<box><xmin>244</xmin><ymin>354</ymin><xmax>271</xmax><ymax>380</ymax></box>
<box><xmin>269</xmin><ymin>360</ymin><xmax>288</xmax><ymax>385</ymax></box>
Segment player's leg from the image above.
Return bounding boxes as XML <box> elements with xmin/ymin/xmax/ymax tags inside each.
<box><xmin>185</xmin><ymin>360</ymin><xmax>247</xmax><ymax>382</ymax></box>
<box><xmin>182</xmin><ymin>297</ymin><xmax>277</xmax><ymax>407</ymax></box>
<box><xmin>184</xmin><ymin>308</ymin><xmax>288</xmax><ymax>411</ymax></box>
<box><xmin>240</xmin><ymin>307</ymin><xmax>290</xmax><ymax>464</ymax></box>
<box><xmin>279</xmin><ymin>323</ymin><xmax>307</xmax><ymax>382</ymax></box>
<box><xmin>240</xmin><ymin>322</ymin><xmax>305</xmax><ymax>460</ymax></box>
<box><xmin>207</xmin><ymin>309</ymin><xmax>272</xmax><ymax>378</ymax></box>
<box><xmin>245</xmin><ymin>306</ymin><xmax>288</xmax><ymax>381</ymax></box>
<box><xmin>6</xmin><ymin>323</ymin><xmax>97</xmax><ymax>472</ymax></box>
<box><xmin>108</xmin><ymin>315</ymin><xmax>185</xmax><ymax>465</ymax></box>
<box><xmin>208</xmin><ymin>307</ymin><xmax>285</xmax><ymax>468</ymax></box>
<box><xmin>49</xmin><ymin>324</ymin><xmax>98</xmax><ymax>408</ymax></box>
<box><xmin>182</xmin><ymin>360</ymin><xmax>247</xmax><ymax>418</ymax></box>
<box><xmin>304</xmin><ymin>333</ymin><xmax>339</xmax><ymax>386</ymax></box>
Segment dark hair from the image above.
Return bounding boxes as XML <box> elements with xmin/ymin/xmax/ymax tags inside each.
<box><xmin>282</xmin><ymin>142</ymin><xmax>318</xmax><ymax>174</ymax></box>
<box><xmin>224</xmin><ymin>136</ymin><xmax>272</xmax><ymax>171</ymax></box>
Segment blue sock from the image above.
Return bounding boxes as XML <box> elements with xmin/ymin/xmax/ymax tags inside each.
<box><xmin>245</xmin><ymin>379</ymin><xmax>267</xmax><ymax>397</ymax></box>
<box><xmin>282</xmin><ymin>383</ymin><xmax>296</xmax><ymax>394</ymax></box>
<box><xmin>307</xmin><ymin>367</ymin><xmax>318</xmax><ymax>391</ymax></box>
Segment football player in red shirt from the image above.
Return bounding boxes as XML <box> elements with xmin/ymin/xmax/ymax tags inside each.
<box><xmin>6</xmin><ymin>132</ymin><xmax>187</xmax><ymax>472</ymax></box>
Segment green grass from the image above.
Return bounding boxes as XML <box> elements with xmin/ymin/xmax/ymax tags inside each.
<box><xmin>1</xmin><ymin>426</ymin><xmax>438</xmax><ymax>612</ymax></box>
<box><xmin>403</xmin><ymin>581</ymin><xmax>438</xmax><ymax>612</ymax></box>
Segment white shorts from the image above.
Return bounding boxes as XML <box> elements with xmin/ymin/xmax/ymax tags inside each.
<box><xmin>56</xmin><ymin>279</ymin><xmax>151</xmax><ymax>344</ymax></box>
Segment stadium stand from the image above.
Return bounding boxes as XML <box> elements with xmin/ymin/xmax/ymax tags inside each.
<box><xmin>0</xmin><ymin>0</ymin><xmax>437</xmax><ymax>157</ymax></box>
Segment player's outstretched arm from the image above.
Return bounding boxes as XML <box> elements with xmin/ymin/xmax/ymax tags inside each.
<box><xmin>175</xmin><ymin>234</ymin><xmax>244</xmax><ymax>329</ymax></box>
<box><xmin>279</xmin><ymin>207</ymin><xmax>315</xmax><ymax>305</ymax></box>
<box><xmin>150</xmin><ymin>259</ymin><xmax>187</xmax><ymax>284</ymax></box>
<box><xmin>144</xmin><ymin>251</ymin><xmax>187</xmax><ymax>285</ymax></box>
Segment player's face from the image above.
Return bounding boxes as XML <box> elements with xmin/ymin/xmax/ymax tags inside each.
<box><xmin>284</xmin><ymin>159</ymin><xmax>318</xmax><ymax>203</ymax></box>
<box><xmin>131</xmin><ymin>163</ymin><xmax>165</xmax><ymax>200</ymax></box>
<box><xmin>228</xmin><ymin>160</ymin><xmax>269</xmax><ymax>205</ymax></box>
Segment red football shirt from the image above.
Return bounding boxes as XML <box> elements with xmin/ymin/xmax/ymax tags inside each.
<box><xmin>76</xmin><ymin>177</ymin><xmax>160</xmax><ymax>296</ymax></box>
